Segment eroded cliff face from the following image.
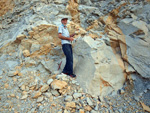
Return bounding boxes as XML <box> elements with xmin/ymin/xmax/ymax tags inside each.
<box><xmin>0</xmin><ymin>0</ymin><xmax>150</xmax><ymax>112</ymax></box>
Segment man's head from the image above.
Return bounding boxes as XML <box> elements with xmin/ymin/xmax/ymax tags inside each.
<box><xmin>61</xmin><ymin>18</ymin><xmax>68</xmax><ymax>26</ymax></box>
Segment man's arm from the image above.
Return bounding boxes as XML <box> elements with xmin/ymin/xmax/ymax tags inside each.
<box><xmin>58</xmin><ymin>33</ymin><xmax>74</xmax><ymax>41</ymax></box>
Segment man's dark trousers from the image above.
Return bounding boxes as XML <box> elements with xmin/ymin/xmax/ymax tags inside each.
<box><xmin>62</xmin><ymin>44</ymin><xmax>73</xmax><ymax>75</ymax></box>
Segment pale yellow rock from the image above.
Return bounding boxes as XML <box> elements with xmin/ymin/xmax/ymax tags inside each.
<box><xmin>32</xmin><ymin>92</ymin><xmax>42</xmax><ymax>99</ymax></box>
<box><xmin>59</xmin><ymin>89</ymin><xmax>67</xmax><ymax>95</ymax></box>
<box><xmin>66</xmin><ymin>102</ymin><xmax>76</xmax><ymax>108</ymax></box>
<box><xmin>21</xmin><ymin>94</ymin><xmax>28</xmax><ymax>100</ymax></box>
<box><xmin>84</xmin><ymin>105</ymin><xmax>92</xmax><ymax>111</ymax></box>
<box><xmin>37</xmin><ymin>96</ymin><xmax>44</xmax><ymax>103</ymax></box>
<box><xmin>51</xmin><ymin>80</ymin><xmax>67</xmax><ymax>90</ymax></box>
<box><xmin>20</xmin><ymin>85</ymin><xmax>26</xmax><ymax>91</ymax></box>
<box><xmin>120</xmin><ymin>89</ymin><xmax>125</xmax><ymax>94</ymax></box>
<box><xmin>67</xmin><ymin>0</ymin><xmax>80</xmax><ymax>24</ymax></box>
<box><xmin>4</xmin><ymin>83</ymin><xmax>9</xmax><ymax>89</ymax></box>
<box><xmin>23</xmin><ymin>50</ymin><xmax>30</xmax><ymax>57</ymax></box>
<box><xmin>49</xmin><ymin>96</ymin><xmax>53</xmax><ymax>102</ymax></box>
<box><xmin>64</xmin><ymin>109</ymin><xmax>69</xmax><ymax>113</ymax></box>
<box><xmin>10</xmin><ymin>94</ymin><xmax>15</xmax><ymax>97</ymax></box>
<box><xmin>40</xmin><ymin>84</ymin><xmax>49</xmax><ymax>92</ymax></box>
<box><xmin>51</xmin><ymin>103</ymin><xmax>56</xmax><ymax>107</ymax></box>
<box><xmin>57</xmin><ymin>111</ymin><xmax>62</xmax><ymax>113</ymax></box>
<box><xmin>16</xmin><ymin>34</ymin><xmax>26</xmax><ymax>40</ymax></box>
<box><xmin>140</xmin><ymin>102</ymin><xmax>150</xmax><ymax>112</ymax></box>
<box><xmin>13</xmin><ymin>78</ymin><xmax>17</xmax><ymax>82</ymax></box>
<box><xmin>79</xmin><ymin>109</ymin><xmax>85</xmax><ymax>113</ymax></box>
<box><xmin>17</xmin><ymin>72</ymin><xmax>22</xmax><ymax>76</ymax></box>
<box><xmin>22</xmin><ymin>91</ymin><xmax>28</xmax><ymax>95</ymax></box>
<box><xmin>16</xmin><ymin>96</ymin><xmax>19</xmax><ymax>99</ymax></box>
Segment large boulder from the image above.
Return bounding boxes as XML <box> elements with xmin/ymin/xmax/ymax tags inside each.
<box><xmin>73</xmin><ymin>36</ymin><xmax>125</xmax><ymax>99</ymax></box>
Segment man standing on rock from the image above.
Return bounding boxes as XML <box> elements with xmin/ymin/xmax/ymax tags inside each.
<box><xmin>58</xmin><ymin>17</ymin><xmax>76</xmax><ymax>78</ymax></box>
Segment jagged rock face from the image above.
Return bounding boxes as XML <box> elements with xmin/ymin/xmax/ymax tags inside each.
<box><xmin>0</xmin><ymin>0</ymin><xmax>150</xmax><ymax>111</ymax></box>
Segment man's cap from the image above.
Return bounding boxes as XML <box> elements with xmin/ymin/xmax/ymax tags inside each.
<box><xmin>61</xmin><ymin>18</ymin><xmax>68</xmax><ymax>21</ymax></box>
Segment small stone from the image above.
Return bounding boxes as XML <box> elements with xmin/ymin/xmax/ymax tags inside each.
<box><xmin>51</xmin><ymin>103</ymin><xmax>56</xmax><ymax>106</ymax></box>
<box><xmin>66</xmin><ymin>102</ymin><xmax>76</xmax><ymax>108</ymax></box>
<box><xmin>16</xmin><ymin>96</ymin><xmax>19</xmax><ymax>99</ymax></box>
<box><xmin>120</xmin><ymin>89</ymin><xmax>125</xmax><ymax>94</ymax></box>
<box><xmin>72</xmin><ymin>80</ymin><xmax>77</xmax><ymax>84</ymax></box>
<box><xmin>40</xmin><ymin>84</ymin><xmax>49</xmax><ymax>92</ymax></box>
<box><xmin>140</xmin><ymin>102</ymin><xmax>150</xmax><ymax>112</ymax></box>
<box><xmin>76</xmin><ymin>83</ymin><xmax>80</xmax><ymax>85</ymax></box>
<box><xmin>51</xmin><ymin>80</ymin><xmax>67</xmax><ymax>90</ymax></box>
<box><xmin>64</xmin><ymin>95</ymin><xmax>73</xmax><ymax>102</ymax></box>
<box><xmin>10</xmin><ymin>94</ymin><xmax>15</xmax><ymax>98</ymax></box>
<box><xmin>20</xmin><ymin>85</ymin><xmax>26</xmax><ymax>90</ymax></box>
<box><xmin>23</xmin><ymin>50</ymin><xmax>30</xmax><ymax>57</ymax></box>
<box><xmin>22</xmin><ymin>91</ymin><xmax>28</xmax><ymax>95</ymax></box>
<box><xmin>49</xmin><ymin>96</ymin><xmax>53</xmax><ymax>101</ymax></box>
<box><xmin>73</xmin><ymin>93</ymin><xmax>82</xmax><ymax>99</ymax></box>
<box><xmin>8</xmin><ymin>71</ymin><xmax>18</xmax><ymax>77</ymax></box>
<box><xmin>86</xmin><ymin>97</ymin><xmax>93</xmax><ymax>106</ymax></box>
<box><xmin>39</xmin><ymin>106</ymin><xmax>44</xmax><ymax>111</ymax></box>
<box><xmin>16</xmin><ymin>34</ymin><xmax>26</xmax><ymax>40</ymax></box>
<box><xmin>21</xmin><ymin>94</ymin><xmax>28</xmax><ymax>100</ymax></box>
<box><xmin>44</xmin><ymin>92</ymin><xmax>52</xmax><ymax>98</ymax></box>
<box><xmin>56</xmin><ymin>74</ymin><xmax>67</xmax><ymax>80</ymax></box>
<box><xmin>64</xmin><ymin>109</ymin><xmax>69</xmax><ymax>113</ymax></box>
<box><xmin>25</xmin><ymin>86</ymin><xmax>29</xmax><ymax>91</ymax></box>
<box><xmin>57</xmin><ymin>110</ymin><xmax>63</xmax><ymax>113</ymax></box>
<box><xmin>32</xmin><ymin>91</ymin><xmax>42</xmax><ymax>99</ymax></box>
<box><xmin>118</xmin><ymin>109</ymin><xmax>123</xmax><ymax>113</ymax></box>
<box><xmin>37</xmin><ymin>96</ymin><xmax>44</xmax><ymax>103</ymax></box>
<box><xmin>47</xmin><ymin>79</ymin><xmax>53</xmax><ymax>85</ymax></box>
<box><xmin>51</xmin><ymin>90</ymin><xmax>60</xmax><ymax>96</ymax></box>
<box><xmin>59</xmin><ymin>88</ymin><xmax>67</xmax><ymax>95</ymax></box>
<box><xmin>94</xmin><ymin>103</ymin><xmax>99</xmax><ymax>111</ymax></box>
<box><xmin>79</xmin><ymin>109</ymin><xmax>84</xmax><ymax>113</ymax></box>
<box><xmin>84</xmin><ymin>105</ymin><xmax>92</xmax><ymax>111</ymax></box>
<box><xmin>13</xmin><ymin>78</ymin><xmax>17</xmax><ymax>82</ymax></box>
<box><xmin>4</xmin><ymin>83</ymin><xmax>9</xmax><ymax>88</ymax></box>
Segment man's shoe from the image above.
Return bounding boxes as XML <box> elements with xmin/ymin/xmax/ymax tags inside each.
<box><xmin>69</xmin><ymin>74</ymin><xmax>76</xmax><ymax>78</ymax></box>
<box><xmin>62</xmin><ymin>72</ymin><xmax>69</xmax><ymax>75</ymax></box>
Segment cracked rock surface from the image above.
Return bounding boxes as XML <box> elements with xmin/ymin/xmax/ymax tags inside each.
<box><xmin>0</xmin><ymin>0</ymin><xmax>150</xmax><ymax>112</ymax></box>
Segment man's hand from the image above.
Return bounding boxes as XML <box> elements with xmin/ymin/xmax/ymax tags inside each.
<box><xmin>70</xmin><ymin>33</ymin><xmax>75</xmax><ymax>37</ymax></box>
<box><xmin>59</xmin><ymin>33</ymin><xmax>74</xmax><ymax>41</ymax></box>
<box><xmin>69</xmin><ymin>37</ymin><xmax>74</xmax><ymax>41</ymax></box>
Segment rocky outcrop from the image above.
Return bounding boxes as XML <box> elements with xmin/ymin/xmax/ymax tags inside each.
<box><xmin>0</xmin><ymin>0</ymin><xmax>150</xmax><ymax>112</ymax></box>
